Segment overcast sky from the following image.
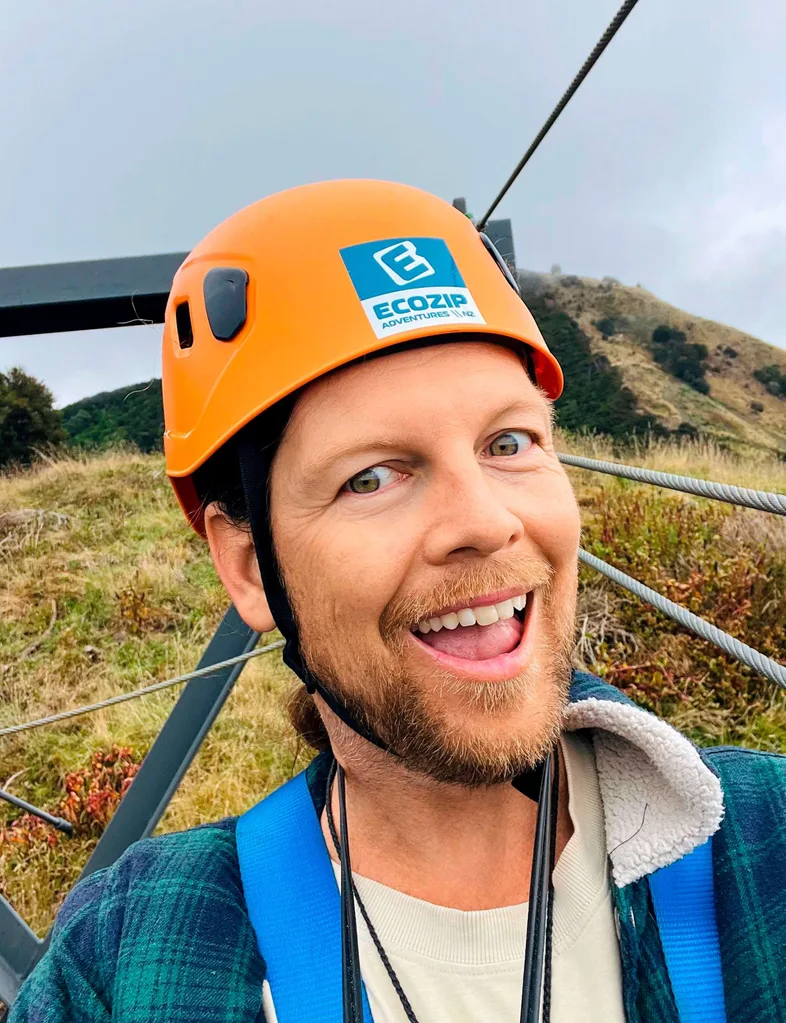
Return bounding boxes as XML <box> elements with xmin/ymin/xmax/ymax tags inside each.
<box><xmin>2</xmin><ymin>0</ymin><xmax>784</xmax><ymax>407</ymax></box>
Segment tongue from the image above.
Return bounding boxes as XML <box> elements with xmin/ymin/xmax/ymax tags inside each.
<box><xmin>418</xmin><ymin>618</ymin><xmax>522</xmax><ymax>661</ymax></box>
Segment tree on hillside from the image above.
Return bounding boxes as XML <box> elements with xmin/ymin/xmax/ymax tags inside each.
<box><xmin>651</xmin><ymin>325</ymin><xmax>710</xmax><ymax>395</ymax></box>
<box><xmin>61</xmin><ymin>379</ymin><xmax>164</xmax><ymax>453</ymax></box>
<box><xmin>526</xmin><ymin>295</ymin><xmax>661</xmax><ymax>440</ymax></box>
<box><xmin>753</xmin><ymin>364</ymin><xmax>786</xmax><ymax>399</ymax></box>
<box><xmin>0</xmin><ymin>367</ymin><xmax>66</xmax><ymax>468</ymax></box>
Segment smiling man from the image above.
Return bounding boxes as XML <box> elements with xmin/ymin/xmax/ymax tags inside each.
<box><xmin>11</xmin><ymin>182</ymin><xmax>786</xmax><ymax>1023</ymax></box>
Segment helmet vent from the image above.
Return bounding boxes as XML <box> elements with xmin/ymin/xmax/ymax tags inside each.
<box><xmin>175</xmin><ymin>302</ymin><xmax>194</xmax><ymax>349</ymax></box>
<box><xmin>203</xmin><ymin>267</ymin><xmax>249</xmax><ymax>342</ymax></box>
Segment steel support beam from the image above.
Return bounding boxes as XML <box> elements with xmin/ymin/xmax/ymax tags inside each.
<box><xmin>0</xmin><ymin>252</ymin><xmax>187</xmax><ymax>337</ymax></box>
<box><xmin>78</xmin><ymin>605</ymin><xmax>259</xmax><ymax>879</ymax></box>
<box><xmin>0</xmin><ymin>900</ymin><xmax>43</xmax><ymax>1010</ymax></box>
<box><xmin>0</xmin><ymin>605</ymin><xmax>259</xmax><ymax>1007</ymax></box>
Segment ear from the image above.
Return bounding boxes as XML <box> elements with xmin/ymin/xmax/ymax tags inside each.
<box><xmin>204</xmin><ymin>504</ymin><xmax>277</xmax><ymax>634</ymax></box>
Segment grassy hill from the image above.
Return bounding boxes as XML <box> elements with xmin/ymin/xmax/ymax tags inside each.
<box><xmin>61</xmin><ymin>380</ymin><xmax>164</xmax><ymax>453</ymax></box>
<box><xmin>58</xmin><ymin>277</ymin><xmax>786</xmax><ymax>459</ymax></box>
<box><xmin>1</xmin><ymin>440</ymin><xmax>785</xmax><ymax>934</ymax></box>
<box><xmin>520</xmin><ymin>271</ymin><xmax>786</xmax><ymax>455</ymax></box>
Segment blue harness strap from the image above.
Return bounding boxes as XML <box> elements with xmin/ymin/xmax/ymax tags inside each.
<box><xmin>236</xmin><ymin>770</ymin><xmax>373</xmax><ymax>1023</ymax></box>
<box><xmin>649</xmin><ymin>837</ymin><xmax>727</xmax><ymax>1023</ymax></box>
<box><xmin>239</xmin><ymin>772</ymin><xmax>726</xmax><ymax>1023</ymax></box>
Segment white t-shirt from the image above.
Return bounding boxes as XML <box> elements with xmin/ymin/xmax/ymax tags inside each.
<box><xmin>263</xmin><ymin>732</ymin><xmax>625</xmax><ymax>1022</ymax></box>
<box><xmin>339</xmin><ymin>736</ymin><xmax>622</xmax><ymax>1023</ymax></box>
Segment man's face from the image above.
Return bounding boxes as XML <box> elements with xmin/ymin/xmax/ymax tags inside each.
<box><xmin>271</xmin><ymin>342</ymin><xmax>581</xmax><ymax>786</ymax></box>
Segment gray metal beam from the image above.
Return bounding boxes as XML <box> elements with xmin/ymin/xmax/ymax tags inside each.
<box><xmin>0</xmin><ymin>605</ymin><xmax>259</xmax><ymax>1008</ymax></box>
<box><xmin>78</xmin><ymin>604</ymin><xmax>259</xmax><ymax>880</ymax></box>
<box><xmin>0</xmin><ymin>900</ymin><xmax>43</xmax><ymax>1009</ymax></box>
<box><xmin>0</xmin><ymin>252</ymin><xmax>187</xmax><ymax>337</ymax></box>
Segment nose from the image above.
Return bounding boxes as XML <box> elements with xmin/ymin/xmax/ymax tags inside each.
<box><xmin>421</xmin><ymin>460</ymin><xmax>525</xmax><ymax>565</ymax></box>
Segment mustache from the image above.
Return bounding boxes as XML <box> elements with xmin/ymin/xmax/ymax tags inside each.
<box><xmin>379</xmin><ymin>553</ymin><xmax>554</xmax><ymax>641</ymax></box>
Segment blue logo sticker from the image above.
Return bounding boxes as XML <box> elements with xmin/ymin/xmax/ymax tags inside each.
<box><xmin>340</xmin><ymin>237</ymin><xmax>485</xmax><ymax>339</ymax></box>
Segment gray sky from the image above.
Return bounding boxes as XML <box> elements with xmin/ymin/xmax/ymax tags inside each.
<box><xmin>2</xmin><ymin>0</ymin><xmax>784</xmax><ymax>407</ymax></box>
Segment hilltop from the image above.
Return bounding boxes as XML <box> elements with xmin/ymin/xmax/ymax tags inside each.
<box><xmin>520</xmin><ymin>271</ymin><xmax>786</xmax><ymax>455</ymax></box>
<box><xmin>57</xmin><ymin>274</ymin><xmax>786</xmax><ymax>459</ymax></box>
<box><xmin>1</xmin><ymin>440</ymin><xmax>785</xmax><ymax>933</ymax></box>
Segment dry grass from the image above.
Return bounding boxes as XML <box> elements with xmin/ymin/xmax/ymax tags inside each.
<box><xmin>547</xmin><ymin>274</ymin><xmax>786</xmax><ymax>454</ymax></box>
<box><xmin>1</xmin><ymin>439</ymin><xmax>785</xmax><ymax>934</ymax></box>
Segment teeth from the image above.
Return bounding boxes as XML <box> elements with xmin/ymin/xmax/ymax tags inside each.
<box><xmin>415</xmin><ymin>593</ymin><xmax>528</xmax><ymax>635</ymax></box>
<box><xmin>474</xmin><ymin>604</ymin><xmax>499</xmax><ymax>626</ymax></box>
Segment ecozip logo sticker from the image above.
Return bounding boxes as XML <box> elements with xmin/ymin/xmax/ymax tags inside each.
<box><xmin>340</xmin><ymin>237</ymin><xmax>485</xmax><ymax>339</ymax></box>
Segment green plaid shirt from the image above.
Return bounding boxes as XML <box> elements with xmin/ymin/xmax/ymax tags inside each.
<box><xmin>11</xmin><ymin>674</ymin><xmax>786</xmax><ymax>1022</ymax></box>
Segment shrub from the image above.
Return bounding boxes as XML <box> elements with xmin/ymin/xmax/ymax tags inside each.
<box><xmin>753</xmin><ymin>364</ymin><xmax>786</xmax><ymax>399</ymax></box>
<box><xmin>651</xmin><ymin>326</ymin><xmax>710</xmax><ymax>395</ymax></box>
<box><xmin>594</xmin><ymin>317</ymin><xmax>618</xmax><ymax>339</ymax></box>
<box><xmin>1</xmin><ymin>746</ymin><xmax>141</xmax><ymax>847</ymax></box>
<box><xmin>0</xmin><ymin>368</ymin><xmax>66</xmax><ymax>468</ymax></box>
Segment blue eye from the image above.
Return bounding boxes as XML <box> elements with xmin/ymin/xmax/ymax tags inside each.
<box><xmin>343</xmin><ymin>465</ymin><xmax>399</xmax><ymax>494</ymax></box>
<box><xmin>488</xmin><ymin>430</ymin><xmax>532</xmax><ymax>457</ymax></box>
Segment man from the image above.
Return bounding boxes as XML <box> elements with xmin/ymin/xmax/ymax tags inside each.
<box><xmin>11</xmin><ymin>181</ymin><xmax>786</xmax><ymax>1022</ymax></box>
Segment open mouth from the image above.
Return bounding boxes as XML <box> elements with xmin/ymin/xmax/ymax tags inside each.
<box><xmin>409</xmin><ymin>589</ymin><xmax>533</xmax><ymax>673</ymax></box>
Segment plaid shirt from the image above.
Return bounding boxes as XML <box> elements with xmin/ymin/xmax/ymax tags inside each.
<box><xmin>10</xmin><ymin>673</ymin><xmax>786</xmax><ymax>1022</ymax></box>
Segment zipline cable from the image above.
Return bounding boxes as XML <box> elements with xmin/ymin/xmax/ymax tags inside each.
<box><xmin>477</xmin><ymin>0</ymin><xmax>642</xmax><ymax>229</ymax></box>
<box><xmin>579</xmin><ymin>549</ymin><xmax>786</xmax><ymax>689</ymax></box>
<box><xmin>0</xmin><ymin>640</ymin><xmax>285</xmax><ymax>738</ymax></box>
<box><xmin>559</xmin><ymin>453</ymin><xmax>786</xmax><ymax>516</ymax></box>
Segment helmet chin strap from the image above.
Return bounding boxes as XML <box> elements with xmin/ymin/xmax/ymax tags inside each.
<box><xmin>236</xmin><ymin>412</ymin><xmax>557</xmax><ymax>1023</ymax></box>
<box><xmin>236</xmin><ymin>419</ymin><xmax>392</xmax><ymax>753</ymax></box>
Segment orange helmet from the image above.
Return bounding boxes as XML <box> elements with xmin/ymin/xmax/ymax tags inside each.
<box><xmin>162</xmin><ymin>179</ymin><xmax>563</xmax><ymax>533</ymax></box>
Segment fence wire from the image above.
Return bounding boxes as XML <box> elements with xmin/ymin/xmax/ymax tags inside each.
<box><xmin>579</xmin><ymin>549</ymin><xmax>786</xmax><ymax>688</ymax></box>
<box><xmin>559</xmin><ymin>452</ymin><xmax>786</xmax><ymax>516</ymax></box>
<box><xmin>0</xmin><ymin>640</ymin><xmax>285</xmax><ymax>738</ymax></box>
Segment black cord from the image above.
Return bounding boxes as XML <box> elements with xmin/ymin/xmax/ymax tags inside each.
<box><xmin>519</xmin><ymin>748</ymin><xmax>558</xmax><ymax>1023</ymax></box>
<box><xmin>326</xmin><ymin>761</ymin><xmax>422</xmax><ymax>1023</ymax></box>
<box><xmin>476</xmin><ymin>0</ymin><xmax>642</xmax><ymax>228</ymax></box>
<box><xmin>542</xmin><ymin>746</ymin><xmax>560</xmax><ymax>1022</ymax></box>
<box><xmin>326</xmin><ymin>754</ymin><xmax>558</xmax><ymax>1023</ymax></box>
<box><xmin>331</xmin><ymin>761</ymin><xmax>366</xmax><ymax>1023</ymax></box>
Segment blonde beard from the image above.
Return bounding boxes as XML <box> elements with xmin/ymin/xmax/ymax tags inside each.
<box><xmin>286</xmin><ymin>555</ymin><xmax>577</xmax><ymax>787</ymax></box>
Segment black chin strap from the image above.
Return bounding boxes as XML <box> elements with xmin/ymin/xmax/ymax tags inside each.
<box><xmin>236</xmin><ymin>419</ymin><xmax>391</xmax><ymax>753</ymax></box>
<box><xmin>236</xmin><ymin>414</ymin><xmax>557</xmax><ymax>1022</ymax></box>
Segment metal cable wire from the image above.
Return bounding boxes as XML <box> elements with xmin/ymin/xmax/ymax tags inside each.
<box><xmin>560</xmin><ymin>453</ymin><xmax>786</xmax><ymax>516</ymax></box>
<box><xmin>477</xmin><ymin>0</ymin><xmax>641</xmax><ymax>228</ymax></box>
<box><xmin>0</xmin><ymin>639</ymin><xmax>285</xmax><ymax>738</ymax></box>
<box><xmin>579</xmin><ymin>549</ymin><xmax>786</xmax><ymax>689</ymax></box>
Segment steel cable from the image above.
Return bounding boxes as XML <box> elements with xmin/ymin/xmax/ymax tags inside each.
<box><xmin>560</xmin><ymin>453</ymin><xmax>786</xmax><ymax>516</ymax></box>
<box><xmin>0</xmin><ymin>639</ymin><xmax>285</xmax><ymax>738</ymax></box>
<box><xmin>579</xmin><ymin>549</ymin><xmax>786</xmax><ymax>689</ymax></box>
<box><xmin>477</xmin><ymin>0</ymin><xmax>641</xmax><ymax>229</ymax></box>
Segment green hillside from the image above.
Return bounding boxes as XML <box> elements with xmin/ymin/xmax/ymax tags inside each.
<box><xmin>520</xmin><ymin>271</ymin><xmax>786</xmax><ymax>456</ymax></box>
<box><xmin>58</xmin><ymin>275</ymin><xmax>786</xmax><ymax>457</ymax></box>
<box><xmin>61</xmin><ymin>380</ymin><xmax>164</xmax><ymax>453</ymax></box>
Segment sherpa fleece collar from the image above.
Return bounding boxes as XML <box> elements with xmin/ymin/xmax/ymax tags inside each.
<box><xmin>566</xmin><ymin>672</ymin><xmax>725</xmax><ymax>888</ymax></box>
